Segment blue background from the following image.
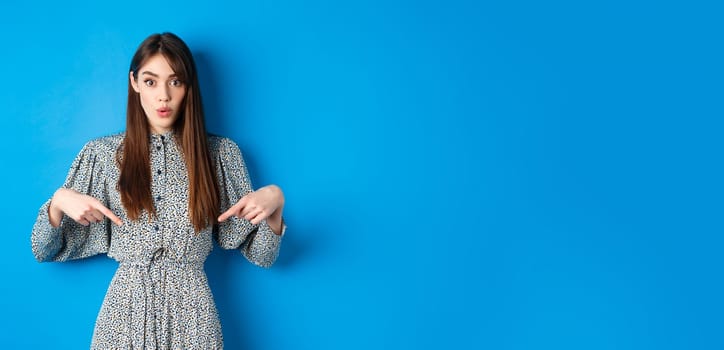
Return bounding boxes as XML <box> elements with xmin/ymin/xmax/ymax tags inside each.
<box><xmin>1</xmin><ymin>0</ymin><xmax>722</xmax><ymax>349</ymax></box>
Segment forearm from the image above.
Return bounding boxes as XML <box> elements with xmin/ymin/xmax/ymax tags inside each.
<box><xmin>268</xmin><ymin>206</ymin><xmax>284</xmax><ymax>235</ymax></box>
<box><xmin>262</xmin><ymin>184</ymin><xmax>285</xmax><ymax>235</ymax></box>
<box><xmin>48</xmin><ymin>189</ymin><xmax>66</xmax><ymax>228</ymax></box>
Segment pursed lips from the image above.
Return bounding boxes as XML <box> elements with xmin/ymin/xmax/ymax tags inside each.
<box><xmin>156</xmin><ymin>107</ymin><xmax>172</xmax><ymax>117</ymax></box>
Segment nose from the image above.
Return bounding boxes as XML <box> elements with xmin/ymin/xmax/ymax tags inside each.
<box><xmin>158</xmin><ymin>85</ymin><xmax>170</xmax><ymax>102</ymax></box>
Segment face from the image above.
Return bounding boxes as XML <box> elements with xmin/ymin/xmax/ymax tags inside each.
<box><xmin>130</xmin><ymin>54</ymin><xmax>186</xmax><ymax>134</ymax></box>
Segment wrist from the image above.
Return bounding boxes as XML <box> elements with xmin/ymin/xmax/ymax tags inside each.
<box><xmin>268</xmin><ymin>212</ymin><xmax>284</xmax><ymax>235</ymax></box>
<box><xmin>49</xmin><ymin>188</ymin><xmax>66</xmax><ymax>227</ymax></box>
<box><xmin>269</xmin><ymin>208</ymin><xmax>283</xmax><ymax>221</ymax></box>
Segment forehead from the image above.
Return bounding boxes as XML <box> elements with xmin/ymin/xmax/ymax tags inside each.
<box><xmin>138</xmin><ymin>54</ymin><xmax>176</xmax><ymax>76</ymax></box>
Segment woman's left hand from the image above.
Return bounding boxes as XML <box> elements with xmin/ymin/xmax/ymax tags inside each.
<box><xmin>218</xmin><ymin>185</ymin><xmax>284</xmax><ymax>226</ymax></box>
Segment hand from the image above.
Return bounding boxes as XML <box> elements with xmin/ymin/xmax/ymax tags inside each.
<box><xmin>49</xmin><ymin>188</ymin><xmax>123</xmax><ymax>227</ymax></box>
<box><xmin>218</xmin><ymin>185</ymin><xmax>284</xmax><ymax>225</ymax></box>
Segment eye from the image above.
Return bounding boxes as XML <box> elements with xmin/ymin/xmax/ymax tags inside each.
<box><xmin>170</xmin><ymin>79</ymin><xmax>183</xmax><ymax>87</ymax></box>
<box><xmin>143</xmin><ymin>79</ymin><xmax>155</xmax><ymax>87</ymax></box>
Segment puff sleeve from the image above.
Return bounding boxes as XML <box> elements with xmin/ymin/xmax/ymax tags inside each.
<box><xmin>31</xmin><ymin>141</ymin><xmax>112</xmax><ymax>262</ymax></box>
<box><xmin>213</xmin><ymin>137</ymin><xmax>285</xmax><ymax>268</ymax></box>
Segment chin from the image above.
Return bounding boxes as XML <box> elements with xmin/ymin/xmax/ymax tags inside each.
<box><xmin>149</xmin><ymin>119</ymin><xmax>178</xmax><ymax>132</ymax></box>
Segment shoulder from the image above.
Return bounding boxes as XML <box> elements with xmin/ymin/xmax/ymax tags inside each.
<box><xmin>78</xmin><ymin>132</ymin><xmax>124</xmax><ymax>159</ymax></box>
<box><xmin>86</xmin><ymin>132</ymin><xmax>124</xmax><ymax>149</ymax></box>
<box><xmin>207</xmin><ymin>134</ymin><xmax>243</xmax><ymax>157</ymax></box>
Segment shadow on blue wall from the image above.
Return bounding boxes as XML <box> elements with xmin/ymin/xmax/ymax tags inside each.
<box><xmin>197</xmin><ymin>48</ymin><xmax>326</xmax><ymax>348</ymax></box>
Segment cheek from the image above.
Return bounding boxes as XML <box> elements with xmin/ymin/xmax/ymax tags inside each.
<box><xmin>138</xmin><ymin>89</ymin><xmax>152</xmax><ymax>107</ymax></box>
<box><xmin>177</xmin><ymin>88</ymin><xmax>187</xmax><ymax>100</ymax></box>
<box><xmin>174</xmin><ymin>89</ymin><xmax>187</xmax><ymax>106</ymax></box>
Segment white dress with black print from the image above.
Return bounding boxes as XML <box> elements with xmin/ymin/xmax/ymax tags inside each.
<box><xmin>31</xmin><ymin>132</ymin><xmax>285</xmax><ymax>349</ymax></box>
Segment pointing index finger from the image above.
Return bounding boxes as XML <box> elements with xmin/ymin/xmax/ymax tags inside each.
<box><xmin>218</xmin><ymin>206</ymin><xmax>237</xmax><ymax>222</ymax></box>
<box><xmin>94</xmin><ymin>202</ymin><xmax>123</xmax><ymax>226</ymax></box>
<box><xmin>218</xmin><ymin>197</ymin><xmax>249</xmax><ymax>222</ymax></box>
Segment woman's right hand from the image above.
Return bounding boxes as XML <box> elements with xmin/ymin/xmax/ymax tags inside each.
<box><xmin>48</xmin><ymin>188</ymin><xmax>123</xmax><ymax>228</ymax></box>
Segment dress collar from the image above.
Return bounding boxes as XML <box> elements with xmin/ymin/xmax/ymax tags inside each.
<box><xmin>149</xmin><ymin>130</ymin><xmax>175</xmax><ymax>142</ymax></box>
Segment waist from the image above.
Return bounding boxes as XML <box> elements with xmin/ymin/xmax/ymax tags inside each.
<box><xmin>120</xmin><ymin>260</ymin><xmax>203</xmax><ymax>269</ymax></box>
<box><xmin>118</xmin><ymin>248</ymin><xmax>204</xmax><ymax>270</ymax></box>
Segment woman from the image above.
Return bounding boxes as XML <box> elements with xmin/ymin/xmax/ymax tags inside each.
<box><xmin>31</xmin><ymin>32</ymin><xmax>286</xmax><ymax>349</ymax></box>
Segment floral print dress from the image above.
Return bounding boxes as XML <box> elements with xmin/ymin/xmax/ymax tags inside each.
<box><xmin>31</xmin><ymin>132</ymin><xmax>284</xmax><ymax>349</ymax></box>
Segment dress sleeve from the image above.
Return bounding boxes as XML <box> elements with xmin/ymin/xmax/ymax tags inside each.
<box><xmin>31</xmin><ymin>141</ymin><xmax>112</xmax><ymax>262</ymax></box>
<box><xmin>213</xmin><ymin>138</ymin><xmax>285</xmax><ymax>268</ymax></box>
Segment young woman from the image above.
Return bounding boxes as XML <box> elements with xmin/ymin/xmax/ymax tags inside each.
<box><xmin>31</xmin><ymin>32</ymin><xmax>286</xmax><ymax>349</ymax></box>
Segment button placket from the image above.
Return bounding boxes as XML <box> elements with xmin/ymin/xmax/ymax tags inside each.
<box><xmin>152</xmin><ymin>135</ymin><xmax>167</xmax><ymax>205</ymax></box>
<box><xmin>150</xmin><ymin>134</ymin><xmax>167</xmax><ymax>244</ymax></box>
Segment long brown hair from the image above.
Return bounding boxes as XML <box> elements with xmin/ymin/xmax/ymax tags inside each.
<box><xmin>118</xmin><ymin>32</ymin><xmax>219</xmax><ymax>232</ymax></box>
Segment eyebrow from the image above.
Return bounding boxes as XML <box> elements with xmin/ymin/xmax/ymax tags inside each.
<box><xmin>140</xmin><ymin>71</ymin><xmax>177</xmax><ymax>78</ymax></box>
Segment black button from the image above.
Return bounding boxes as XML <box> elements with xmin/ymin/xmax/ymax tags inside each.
<box><xmin>156</xmin><ymin>196</ymin><xmax>162</xmax><ymax>201</ymax></box>
<box><xmin>160</xmin><ymin>135</ymin><xmax>165</xmax><ymax>141</ymax></box>
<box><xmin>156</xmin><ymin>146</ymin><xmax>161</xmax><ymax>150</ymax></box>
<box><xmin>154</xmin><ymin>225</ymin><xmax>159</xmax><ymax>231</ymax></box>
<box><xmin>157</xmin><ymin>170</ymin><xmax>161</xmax><ymax>175</ymax></box>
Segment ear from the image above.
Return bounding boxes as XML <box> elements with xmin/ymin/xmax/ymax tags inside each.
<box><xmin>130</xmin><ymin>71</ymin><xmax>140</xmax><ymax>93</ymax></box>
